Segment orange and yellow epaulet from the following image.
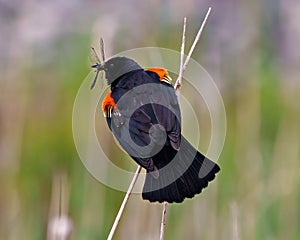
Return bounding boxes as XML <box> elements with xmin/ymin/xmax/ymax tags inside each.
<box><xmin>147</xmin><ymin>68</ymin><xmax>172</xmax><ymax>84</ymax></box>
<box><xmin>102</xmin><ymin>92</ymin><xmax>117</xmax><ymax>117</ymax></box>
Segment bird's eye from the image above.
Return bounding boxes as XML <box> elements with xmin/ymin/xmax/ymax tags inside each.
<box><xmin>110</xmin><ymin>63</ymin><xmax>114</xmax><ymax>68</ymax></box>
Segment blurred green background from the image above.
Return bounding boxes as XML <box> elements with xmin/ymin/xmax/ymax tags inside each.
<box><xmin>1</xmin><ymin>0</ymin><xmax>299</xmax><ymax>239</ymax></box>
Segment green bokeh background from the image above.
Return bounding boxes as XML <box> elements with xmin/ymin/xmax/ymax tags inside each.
<box><xmin>1</xmin><ymin>0</ymin><xmax>299</xmax><ymax>239</ymax></box>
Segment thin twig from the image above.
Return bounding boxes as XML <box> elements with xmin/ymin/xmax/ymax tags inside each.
<box><xmin>160</xmin><ymin>8</ymin><xmax>212</xmax><ymax>240</ymax></box>
<box><xmin>159</xmin><ymin>202</ymin><xmax>168</xmax><ymax>240</ymax></box>
<box><xmin>159</xmin><ymin>16</ymin><xmax>187</xmax><ymax>240</ymax></box>
<box><xmin>174</xmin><ymin>7</ymin><xmax>211</xmax><ymax>89</ymax></box>
<box><xmin>176</xmin><ymin>15</ymin><xmax>188</xmax><ymax>95</ymax></box>
<box><xmin>182</xmin><ymin>7</ymin><xmax>211</xmax><ymax>72</ymax></box>
<box><xmin>175</xmin><ymin>17</ymin><xmax>187</xmax><ymax>91</ymax></box>
<box><xmin>107</xmin><ymin>166</ymin><xmax>142</xmax><ymax>240</ymax></box>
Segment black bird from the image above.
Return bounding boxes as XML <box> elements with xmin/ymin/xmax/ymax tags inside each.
<box><xmin>94</xmin><ymin>56</ymin><xmax>220</xmax><ymax>203</ymax></box>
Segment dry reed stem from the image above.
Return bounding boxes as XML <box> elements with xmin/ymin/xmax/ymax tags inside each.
<box><xmin>174</xmin><ymin>7</ymin><xmax>211</xmax><ymax>89</ymax></box>
<box><xmin>159</xmin><ymin>16</ymin><xmax>188</xmax><ymax>240</ymax></box>
<box><xmin>159</xmin><ymin>202</ymin><xmax>168</xmax><ymax>240</ymax></box>
<box><xmin>160</xmin><ymin>8</ymin><xmax>211</xmax><ymax>240</ymax></box>
<box><xmin>175</xmin><ymin>17</ymin><xmax>187</xmax><ymax>93</ymax></box>
<box><xmin>107</xmin><ymin>166</ymin><xmax>142</xmax><ymax>240</ymax></box>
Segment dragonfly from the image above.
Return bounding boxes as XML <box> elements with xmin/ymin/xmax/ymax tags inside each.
<box><xmin>90</xmin><ymin>38</ymin><xmax>106</xmax><ymax>89</ymax></box>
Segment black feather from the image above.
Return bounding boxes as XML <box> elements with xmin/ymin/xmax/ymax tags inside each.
<box><xmin>102</xmin><ymin>57</ymin><xmax>220</xmax><ymax>203</ymax></box>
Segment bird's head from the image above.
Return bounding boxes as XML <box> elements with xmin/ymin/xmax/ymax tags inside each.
<box><xmin>92</xmin><ymin>56</ymin><xmax>142</xmax><ymax>86</ymax></box>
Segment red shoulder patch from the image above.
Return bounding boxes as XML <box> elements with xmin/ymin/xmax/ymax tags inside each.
<box><xmin>102</xmin><ymin>92</ymin><xmax>117</xmax><ymax>117</ymax></box>
<box><xmin>147</xmin><ymin>68</ymin><xmax>172</xmax><ymax>83</ymax></box>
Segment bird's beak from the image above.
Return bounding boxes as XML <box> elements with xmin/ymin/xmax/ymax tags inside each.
<box><xmin>91</xmin><ymin>63</ymin><xmax>104</xmax><ymax>70</ymax></box>
<box><xmin>90</xmin><ymin>63</ymin><xmax>104</xmax><ymax>89</ymax></box>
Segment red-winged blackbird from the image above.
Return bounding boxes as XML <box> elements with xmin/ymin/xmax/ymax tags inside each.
<box><xmin>93</xmin><ymin>56</ymin><xmax>220</xmax><ymax>203</ymax></box>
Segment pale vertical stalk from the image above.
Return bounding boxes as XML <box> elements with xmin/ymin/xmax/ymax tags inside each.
<box><xmin>159</xmin><ymin>202</ymin><xmax>168</xmax><ymax>240</ymax></box>
<box><xmin>182</xmin><ymin>7</ymin><xmax>211</xmax><ymax>71</ymax></box>
<box><xmin>159</xmin><ymin>16</ymin><xmax>188</xmax><ymax>240</ymax></box>
<box><xmin>174</xmin><ymin>7</ymin><xmax>212</xmax><ymax>88</ymax></box>
<box><xmin>161</xmin><ymin>8</ymin><xmax>212</xmax><ymax>240</ymax></box>
<box><xmin>175</xmin><ymin>17</ymin><xmax>187</xmax><ymax>91</ymax></box>
<box><xmin>107</xmin><ymin>166</ymin><xmax>142</xmax><ymax>240</ymax></box>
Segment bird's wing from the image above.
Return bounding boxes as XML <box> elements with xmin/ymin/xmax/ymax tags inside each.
<box><xmin>108</xmin><ymin>70</ymin><xmax>181</xmax><ymax>171</ymax></box>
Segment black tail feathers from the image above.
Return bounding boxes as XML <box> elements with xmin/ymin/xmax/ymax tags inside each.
<box><xmin>142</xmin><ymin>137</ymin><xmax>220</xmax><ymax>203</ymax></box>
